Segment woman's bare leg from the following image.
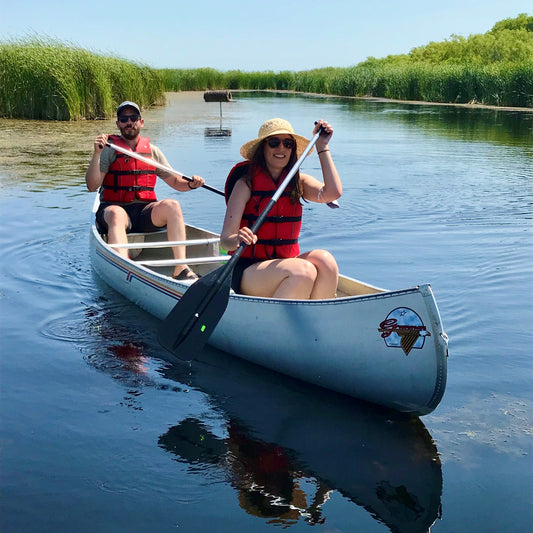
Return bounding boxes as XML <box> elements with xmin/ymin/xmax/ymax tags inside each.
<box><xmin>298</xmin><ymin>249</ymin><xmax>339</xmax><ymax>299</ymax></box>
<box><xmin>240</xmin><ymin>258</ymin><xmax>318</xmax><ymax>299</ymax></box>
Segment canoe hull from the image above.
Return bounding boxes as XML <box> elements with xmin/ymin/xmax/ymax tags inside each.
<box><xmin>90</xmin><ymin>225</ymin><xmax>448</xmax><ymax>416</ymax></box>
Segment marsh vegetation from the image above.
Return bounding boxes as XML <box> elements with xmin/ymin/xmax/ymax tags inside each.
<box><xmin>1</xmin><ymin>14</ymin><xmax>531</xmax><ymax>120</ymax></box>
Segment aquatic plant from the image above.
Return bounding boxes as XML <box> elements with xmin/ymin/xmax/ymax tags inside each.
<box><xmin>0</xmin><ymin>37</ymin><xmax>165</xmax><ymax>120</ymax></box>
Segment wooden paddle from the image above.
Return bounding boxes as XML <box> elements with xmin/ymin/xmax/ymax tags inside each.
<box><xmin>105</xmin><ymin>141</ymin><xmax>225</xmax><ymax>197</ymax></box>
<box><xmin>158</xmin><ymin>126</ymin><xmax>324</xmax><ymax>359</ymax></box>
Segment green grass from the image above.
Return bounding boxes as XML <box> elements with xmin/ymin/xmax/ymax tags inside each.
<box><xmin>156</xmin><ymin>61</ymin><xmax>532</xmax><ymax>108</ymax></box>
<box><xmin>1</xmin><ymin>15</ymin><xmax>531</xmax><ymax>120</ymax></box>
<box><xmin>0</xmin><ymin>37</ymin><xmax>165</xmax><ymax>120</ymax></box>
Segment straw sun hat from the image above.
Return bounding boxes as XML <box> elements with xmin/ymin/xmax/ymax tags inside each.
<box><xmin>240</xmin><ymin>118</ymin><xmax>312</xmax><ymax>160</ymax></box>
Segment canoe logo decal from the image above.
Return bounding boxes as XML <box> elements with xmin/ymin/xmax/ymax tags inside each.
<box><xmin>378</xmin><ymin>307</ymin><xmax>431</xmax><ymax>355</ymax></box>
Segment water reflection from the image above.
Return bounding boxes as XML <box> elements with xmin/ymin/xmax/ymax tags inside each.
<box><xmin>1</xmin><ymin>92</ymin><xmax>530</xmax><ymax>194</ymax></box>
<box><xmin>79</xmin><ymin>292</ymin><xmax>175</xmax><ymax>400</ymax></box>
<box><xmin>81</xmin><ymin>291</ymin><xmax>442</xmax><ymax>532</ymax></box>
<box><xmin>160</xmin><ymin>350</ymin><xmax>443</xmax><ymax>532</ymax></box>
<box><xmin>339</xmin><ymin>98</ymin><xmax>533</xmax><ymax>149</ymax></box>
<box><xmin>218</xmin><ymin>91</ymin><xmax>532</xmax><ymax>149</ymax></box>
<box><xmin>160</xmin><ymin>418</ymin><xmax>331</xmax><ymax>526</ymax></box>
<box><xmin>204</xmin><ymin>126</ymin><xmax>232</xmax><ymax>137</ymax></box>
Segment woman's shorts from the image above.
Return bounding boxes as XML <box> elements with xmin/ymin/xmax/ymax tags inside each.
<box><xmin>231</xmin><ymin>257</ymin><xmax>259</xmax><ymax>293</ymax></box>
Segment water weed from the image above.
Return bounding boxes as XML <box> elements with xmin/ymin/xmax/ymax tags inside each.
<box><xmin>0</xmin><ymin>37</ymin><xmax>165</xmax><ymax>120</ymax></box>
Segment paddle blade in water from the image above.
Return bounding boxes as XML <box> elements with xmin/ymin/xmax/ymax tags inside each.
<box><xmin>158</xmin><ymin>266</ymin><xmax>233</xmax><ymax>360</ymax></box>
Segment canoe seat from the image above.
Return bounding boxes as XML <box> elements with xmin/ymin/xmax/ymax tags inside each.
<box><xmin>101</xmin><ymin>228</ymin><xmax>167</xmax><ymax>243</ymax></box>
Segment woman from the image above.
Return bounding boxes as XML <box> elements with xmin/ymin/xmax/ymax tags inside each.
<box><xmin>221</xmin><ymin>118</ymin><xmax>342</xmax><ymax>299</ymax></box>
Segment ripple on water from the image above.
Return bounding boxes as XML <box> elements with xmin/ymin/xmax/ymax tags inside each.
<box><xmin>40</xmin><ymin>310</ymin><xmax>90</xmax><ymax>343</ymax></box>
<box><xmin>2</xmin><ymin>226</ymin><xmax>93</xmax><ymax>297</ymax></box>
<box><xmin>40</xmin><ymin>293</ymin><xmax>190</xmax><ymax>397</ymax></box>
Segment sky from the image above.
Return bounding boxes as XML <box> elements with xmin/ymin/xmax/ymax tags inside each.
<box><xmin>1</xmin><ymin>0</ymin><xmax>530</xmax><ymax>71</ymax></box>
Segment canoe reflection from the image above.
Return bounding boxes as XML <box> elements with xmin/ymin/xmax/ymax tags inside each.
<box><xmin>160</xmin><ymin>418</ymin><xmax>330</xmax><ymax>526</ymax></box>
<box><xmin>160</xmin><ymin>349</ymin><xmax>443</xmax><ymax>532</ymax></box>
<box><xmin>82</xmin><ymin>302</ymin><xmax>441</xmax><ymax>531</ymax></box>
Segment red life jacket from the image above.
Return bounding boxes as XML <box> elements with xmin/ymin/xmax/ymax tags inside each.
<box><xmin>101</xmin><ymin>135</ymin><xmax>158</xmax><ymax>203</ymax></box>
<box><xmin>225</xmin><ymin>161</ymin><xmax>302</xmax><ymax>260</ymax></box>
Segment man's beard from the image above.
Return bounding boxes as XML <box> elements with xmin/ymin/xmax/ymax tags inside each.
<box><xmin>121</xmin><ymin>128</ymin><xmax>138</xmax><ymax>140</ymax></box>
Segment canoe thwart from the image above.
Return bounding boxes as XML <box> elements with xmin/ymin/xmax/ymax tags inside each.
<box><xmin>112</xmin><ymin>237</ymin><xmax>221</xmax><ymax>249</ymax></box>
<box><xmin>137</xmin><ymin>256</ymin><xmax>229</xmax><ymax>267</ymax></box>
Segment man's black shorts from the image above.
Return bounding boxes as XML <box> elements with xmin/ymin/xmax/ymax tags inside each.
<box><xmin>95</xmin><ymin>202</ymin><xmax>162</xmax><ymax>234</ymax></box>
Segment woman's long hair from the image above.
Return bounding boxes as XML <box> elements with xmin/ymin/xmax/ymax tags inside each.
<box><xmin>247</xmin><ymin>139</ymin><xmax>303</xmax><ymax>204</ymax></box>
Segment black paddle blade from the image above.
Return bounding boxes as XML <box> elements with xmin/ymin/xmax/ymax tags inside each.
<box><xmin>158</xmin><ymin>266</ymin><xmax>233</xmax><ymax>360</ymax></box>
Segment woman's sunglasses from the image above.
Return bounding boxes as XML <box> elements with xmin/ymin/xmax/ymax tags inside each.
<box><xmin>118</xmin><ymin>114</ymin><xmax>141</xmax><ymax>123</ymax></box>
<box><xmin>266</xmin><ymin>137</ymin><xmax>296</xmax><ymax>149</ymax></box>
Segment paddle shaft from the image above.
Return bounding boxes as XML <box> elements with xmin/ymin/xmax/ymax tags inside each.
<box><xmin>105</xmin><ymin>141</ymin><xmax>225</xmax><ymax>197</ymax></box>
<box><xmin>159</xmin><ymin>127</ymin><xmax>324</xmax><ymax>356</ymax></box>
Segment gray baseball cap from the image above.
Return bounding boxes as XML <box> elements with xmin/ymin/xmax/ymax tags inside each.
<box><xmin>117</xmin><ymin>101</ymin><xmax>141</xmax><ymax>116</ymax></box>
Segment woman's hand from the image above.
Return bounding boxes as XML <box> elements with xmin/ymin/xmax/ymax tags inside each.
<box><xmin>237</xmin><ymin>226</ymin><xmax>257</xmax><ymax>247</ymax></box>
<box><xmin>313</xmin><ymin>120</ymin><xmax>333</xmax><ymax>152</ymax></box>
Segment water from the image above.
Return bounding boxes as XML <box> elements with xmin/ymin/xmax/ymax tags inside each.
<box><xmin>1</xmin><ymin>92</ymin><xmax>531</xmax><ymax>532</ymax></box>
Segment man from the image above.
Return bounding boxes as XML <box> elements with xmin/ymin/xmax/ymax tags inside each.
<box><xmin>86</xmin><ymin>101</ymin><xmax>204</xmax><ymax>280</ymax></box>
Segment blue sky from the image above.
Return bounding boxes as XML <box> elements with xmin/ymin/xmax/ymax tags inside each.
<box><xmin>1</xmin><ymin>0</ymin><xmax>530</xmax><ymax>70</ymax></box>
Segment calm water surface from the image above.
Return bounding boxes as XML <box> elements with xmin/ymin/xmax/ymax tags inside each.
<box><xmin>1</xmin><ymin>92</ymin><xmax>531</xmax><ymax>532</ymax></box>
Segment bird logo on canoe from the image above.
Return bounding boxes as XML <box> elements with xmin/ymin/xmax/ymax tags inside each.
<box><xmin>378</xmin><ymin>307</ymin><xmax>431</xmax><ymax>355</ymax></box>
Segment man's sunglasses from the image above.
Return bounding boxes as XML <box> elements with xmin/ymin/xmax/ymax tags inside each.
<box><xmin>118</xmin><ymin>114</ymin><xmax>141</xmax><ymax>123</ymax></box>
<box><xmin>266</xmin><ymin>137</ymin><xmax>296</xmax><ymax>149</ymax></box>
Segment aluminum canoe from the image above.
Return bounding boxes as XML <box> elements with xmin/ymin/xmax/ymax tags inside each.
<box><xmin>90</xmin><ymin>206</ymin><xmax>448</xmax><ymax>416</ymax></box>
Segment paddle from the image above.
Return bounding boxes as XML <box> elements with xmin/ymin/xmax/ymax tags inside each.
<box><xmin>105</xmin><ymin>141</ymin><xmax>225</xmax><ymax>197</ymax></box>
<box><xmin>158</xmin><ymin>125</ymin><xmax>325</xmax><ymax>360</ymax></box>
<box><xmin>105</xmin><ymin>140</ymin><xmax>340</xmax><ymax>207</ymax></box>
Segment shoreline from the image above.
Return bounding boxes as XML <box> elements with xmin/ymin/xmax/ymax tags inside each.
<box><xmin>227</xmin><ymin>89</ymin><xmax>533</xmax><ymax>113</ymax></box>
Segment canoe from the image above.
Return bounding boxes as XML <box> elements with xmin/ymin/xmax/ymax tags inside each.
<box><xmin>90</xmin><ymin>196</ymin><xmax>448</xmax><ymax>416</ymax></box>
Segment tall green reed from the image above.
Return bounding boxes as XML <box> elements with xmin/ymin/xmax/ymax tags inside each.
<box><xmin>158</xmin><ymin>62</ymin><xmax>531</xmax><ymax>108</ymax></box>
<box><xmin>0</xmin><ymin>38</ymin><xmax>165</xmax><ymax>120</ymax></box>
